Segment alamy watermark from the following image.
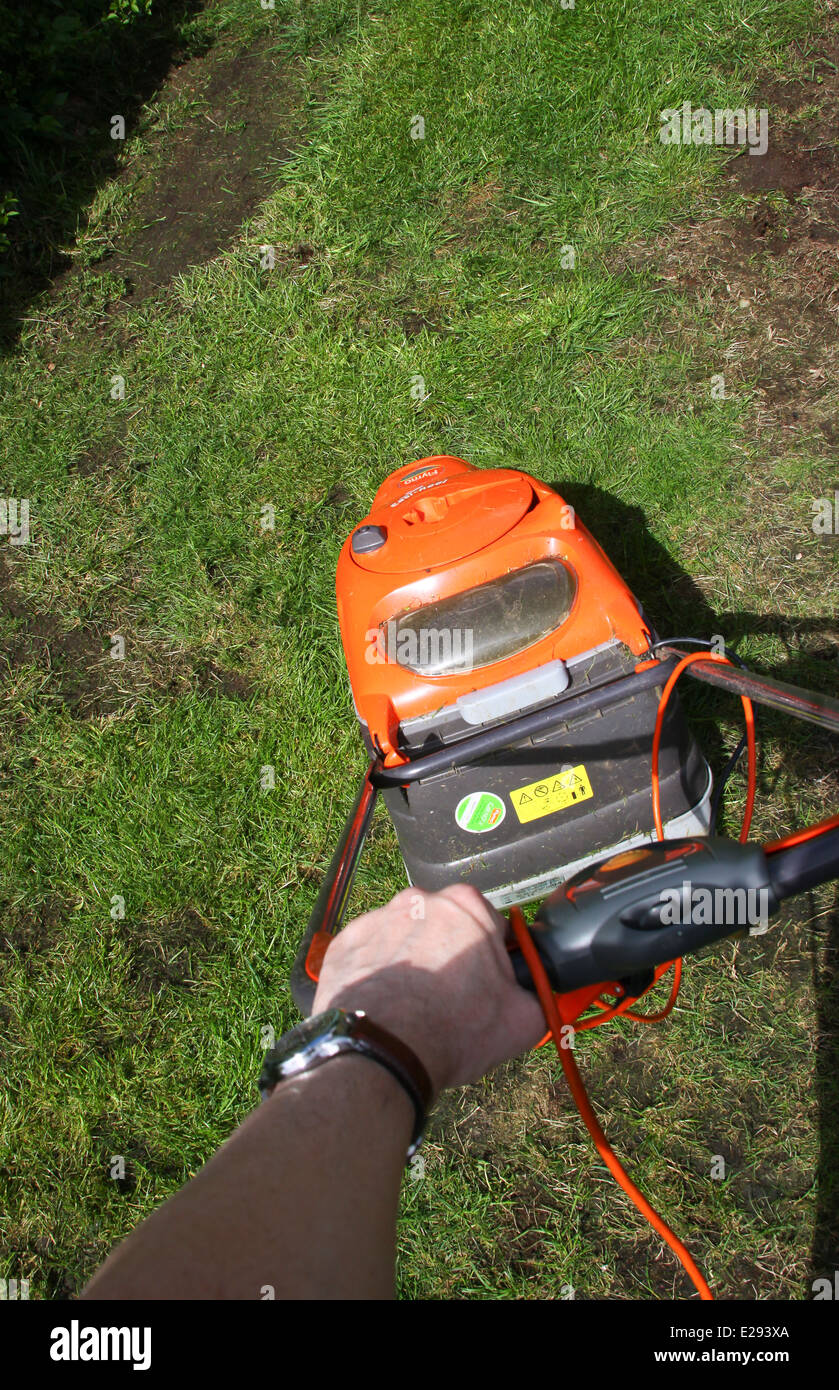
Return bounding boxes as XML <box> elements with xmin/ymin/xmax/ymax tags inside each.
<box><xmin>365</xmin><ymin>622</ymin><xmax>474</xmax><ymax>672</ymax></box>
<box><xmin>50</xmin><ymin>1321</ymin><xmax>151</xmax><ymax>1370</ymax></box>
<box><xmin>0</xmin><ymin>498</ymin><xmax>29</xmax><ymax>544</ymax></box>
<box><xmin>812</xmin><ymin>491</ymin><xmax>839</xmax><ymax>534</ymax></box>
<box><xmin>658</xmin><ymin>881</ymin><xmax>770</xmax><ymax>934</ymax></box>
<box><xmin>659</xmin><ymin>102</ymin><xmax>768</xmax><ymax>157</ymax></box>
<box><xmin>813</xmin><ymin>1271</ymin><xmax>839</xmax><ymax>1299</ymax></box>
<box><xmin>1</xmin><ymin>1276</ymin><xmax>30</xmax><ymax>1300</ymax></box>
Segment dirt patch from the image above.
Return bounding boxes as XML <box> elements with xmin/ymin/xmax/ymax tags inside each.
<box><xmin>0</xmin><ymin>552</ymin><xmax>255</xmax><ymax>713</ymax></box>
<box><xmin>0</xmin><ymin>0</ymin><xmax>208</xmax><ymax>347</ymax></box>
<box><xmin>608</xmin><ymin>1235</ymin><xmax>705</xmax><ymax>1300</ymax></box>
<box><xmin>122</xmin><ymin>905</ymin><xmax>220</xmax><ymax>997</ymax></box>
<box><xmin>489</xmin><ymin>1177</ymin><xmax>565</xmax><ymax>1281</ymax></box>
<box><xmin>68</xmin><ymin>436</ymin><xmax>128</xmax><ymax>479</ymax></box>
<box><xmin>86</xmin><ymin>36</ymin><xmax>303</xmax><ymax>305</ymax></box>
<box><xmin>437</xmin><ymin>178</ymin><xmax>507</xmax><ymax>249</ymax></box>
<box><xmin>401</xmin><ymin>311</ymin><xmax>441</xmax><ymax>337</ymax></box>
<box><xmin>192</xmin><ymin>657</ymin><xmax>253</xmax><ymax>700</ymax></box>
<box><xmin>608</xmin><ymin>35</ymin><xmax>839</xmax><ymax>447</ymax></box>
<box><xmin>130</xmin><ymin>644</ymin><xmax>256</xmax><ymax>705</ymax></box>
<box><xmin>0</xmin><ymin>555</ymin><xmax>111</xmax><ymax>715</ymax></box>
<box><xmin>612</xmin><ymin>212</ymin><xmax>839</xmax><ymax>443</ymax></box>
<box><xmin>429</xmin><ymin>1057</ymin><xmax>557</xmax><ymax>1161</ymax></box>
<box><xmin>730</xmin><ymin>43</ymin><xmax>839</xmax><ymax>203</ymax></box>
<box><xmin>0</xmin><ymin>896</ymin><xmax>71</xmax><ymax>958</ymax></box>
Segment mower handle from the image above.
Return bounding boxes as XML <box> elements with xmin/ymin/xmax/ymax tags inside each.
<box><xmin>658</xmin><ymin>646</ymin><xmax>839</xmax><ymax>736</ymax></box>
<box><xmin>290</xmin><ymin>799</ymin><xmax>839</xmax><ymax>1014</ymax></box>
<box><xmin>508</xmin><ymin>826</ymin><xmax>839</xmax><ymax>997</ymax></box>
<box><xmin>289</xmin><ymin>763</ymin><xmax>378</xmax><ymax>1015</ymax></box>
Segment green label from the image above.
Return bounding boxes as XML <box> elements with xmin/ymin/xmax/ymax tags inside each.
<box><xmin>455</xmin><ymin>791</ymin><xmax>506</xmax><ymax>834</ymax></box>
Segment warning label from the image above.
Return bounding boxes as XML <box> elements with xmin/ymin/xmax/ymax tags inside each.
<box><xmin>510</xmin><ymin>765</ymin><xmax>593</xmax><ymax>824</ymax></box>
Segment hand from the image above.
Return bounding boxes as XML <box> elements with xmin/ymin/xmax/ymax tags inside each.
<box><xmin>312</xmin><ymin>884</ymin><xmax>546</xmax><ymax>1099</ymax></box>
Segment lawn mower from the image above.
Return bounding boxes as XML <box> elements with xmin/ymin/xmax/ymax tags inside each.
<box><xmin>288</xmin><ymin>454</ymin><xmax>839</xmax><ymax>1299</ymax></box>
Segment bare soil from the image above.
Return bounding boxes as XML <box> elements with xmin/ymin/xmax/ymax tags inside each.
<box><xmin>90</xmin><ymin>35</ymin><xmax>302</xmax><ymax>303</ymax></box>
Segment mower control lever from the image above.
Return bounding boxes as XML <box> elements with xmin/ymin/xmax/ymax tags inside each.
<box><xmin>509</xmin><ymin>837</ymin><xmax>779</xmax><ymax>995</ymax></box>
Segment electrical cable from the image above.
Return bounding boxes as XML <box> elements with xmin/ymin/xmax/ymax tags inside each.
<box><xmin>509</xmin><ymin>905</ymin><xmax>713</xmax><ymax>1300</ymax></box>
<box><xmin>518</xmin><ymin>649</ymin><xmax>760</xmax><ymax>1299</ymax></box>
<box><xmin>647</xmin><ymin>638</ymin><xmax>752</xmax><ymax>835</ymax></box>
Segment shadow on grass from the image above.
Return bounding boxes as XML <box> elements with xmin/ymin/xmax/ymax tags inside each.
<box><xmin>0</xmin><ymin>0</ymin><xmax>205</xmax><ymax>351</ymax></box>
<box><xmin>555</xmin><ymin>480</ymin><xmax>839</xmax><ymax>1293</ymax></box>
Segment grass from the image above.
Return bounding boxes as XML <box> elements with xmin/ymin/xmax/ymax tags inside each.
<box><xmin>1</xmin><ymin>0</ymin><xmax>837</xmax><ymax>1299</ymax></box>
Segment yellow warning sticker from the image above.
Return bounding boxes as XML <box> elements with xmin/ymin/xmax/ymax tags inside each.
<box><xmin>510</xmin><ymin>765</ymin><xmax>594</xmax><ymax>824</ymax></box>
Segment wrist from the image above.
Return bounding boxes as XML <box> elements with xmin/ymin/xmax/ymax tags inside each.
<box><xmin>265</xmin><ymin>1049</ymin><xmax>415</xmax><ymax>1141</ymax></box>
<box><xmin>260</xmin><ymin>1006</ymin><xmax>434</xmax><ymax>1157</ymax></box>
<box><xmin>311</xmin><ymin>986</ymin><xmax>451</xmax><ymax>1101</ymax></box>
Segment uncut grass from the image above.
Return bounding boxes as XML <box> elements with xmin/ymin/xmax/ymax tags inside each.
<box><xmin>1</xmin><ymin>0</ymin><xmax>833</xmax><ymax>1298</ymax></box>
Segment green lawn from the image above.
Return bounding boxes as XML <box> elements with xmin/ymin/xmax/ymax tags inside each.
<box><xmin>1</xmin><ymin>0</ymin><xmax>837</xmax><ymax>1300</ymax></box>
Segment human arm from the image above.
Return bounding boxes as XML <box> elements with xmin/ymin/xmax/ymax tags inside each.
<box><xmin>82</xmin><ymin>884</ymin><xmax>544</xmax><ymax>1299</ymax></box>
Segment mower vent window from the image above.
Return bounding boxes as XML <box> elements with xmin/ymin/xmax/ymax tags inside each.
<box><xmin>387</xmin><ymin>560</ymin><xmax>577</xmax><ymax>676</ymax></box>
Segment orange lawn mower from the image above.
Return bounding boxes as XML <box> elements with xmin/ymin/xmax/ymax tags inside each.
<box><xmin>288</xmin><ymin>455</ymin><xmax>839</xmax><ymax>1300</ymax></box>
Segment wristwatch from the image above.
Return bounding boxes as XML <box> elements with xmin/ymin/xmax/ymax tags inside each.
<box><xmin>258</xmin><ymin>1008</ymin><xmax>433</xmax><ymax>1160</ymax></box>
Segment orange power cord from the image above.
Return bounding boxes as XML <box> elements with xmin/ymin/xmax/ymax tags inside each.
<box><xmin>510</xmin><ymin>904</ymin><xmax>713</xmax><ymax>1300</ymax></box>
<box><xmin>651</xmin><ymin>651</ymin><xmax>756</xmax><ymax>846</ymax></box>
<box><xmin>514</xmin><ymin>651</ymin><xmax>761</xmax><ymax>1300</ymax></box>
<box><xmin>764</xmin><ymin>811</ymin><xmax>839</xmax><ymax>854</ymax></box>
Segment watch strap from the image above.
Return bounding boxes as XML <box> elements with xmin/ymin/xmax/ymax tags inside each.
<box><xmin>347</xmin><ymin>1012</ymin><xmax>433</xmax><ymax>1158</ymax></box>
<box><xmin>259</xmin><ymin>1010</ymin><xmax>433</xmax><ymax>1160</ymax></box>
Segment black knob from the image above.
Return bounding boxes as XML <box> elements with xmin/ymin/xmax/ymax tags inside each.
<box><xmin>351</xmin><ymin>525</ymin><xmax>387</xmax><ymax>554</ymax></box>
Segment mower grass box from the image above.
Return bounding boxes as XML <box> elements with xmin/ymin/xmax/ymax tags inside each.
<box><xmin>337</xmin><ymin>457</ymin><xmax>711</xmax><ymax>907</ymax></box>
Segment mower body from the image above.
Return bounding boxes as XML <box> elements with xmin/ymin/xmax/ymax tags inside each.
<box><xmin>337</xmin><ymin>457</ymin><xmax>711</xmax><ymax>908</ymax></box>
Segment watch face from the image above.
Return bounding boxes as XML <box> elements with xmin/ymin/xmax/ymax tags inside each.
<box><xmin>272</xmin><ymin>1008</ymin><xmax>347</xmax><ymax>1065</ymax></box>
<box><xmin>259</xmin><ymin>1008</ymin><xmax>374</xmax><ymax>1101</ymax></box>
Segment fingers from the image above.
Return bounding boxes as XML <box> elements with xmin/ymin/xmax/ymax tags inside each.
<box><xmin>314</xmin><ymin>881</ymin><xmax>547</xmax><ymax>1091</ymax></box>
<box><xmin>437</xmin><ymin>882</ymin><xmax>508</xmax><ymax>934</ymax></box>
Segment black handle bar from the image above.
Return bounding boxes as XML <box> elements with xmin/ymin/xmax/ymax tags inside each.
<box><xmin>508</xmin><ymin>827</ymin><xmax>839</xmax><ymax>996</ymax></box>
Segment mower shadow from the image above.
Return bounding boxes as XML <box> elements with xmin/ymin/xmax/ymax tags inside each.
<box><xmin>553</xmin><ymin>480</ymin><xmax>839</xmax><ymax>1292</ymax></box>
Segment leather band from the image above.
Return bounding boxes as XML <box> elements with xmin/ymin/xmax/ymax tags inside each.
<box><xmin>259</xmin><ymin>1009</ymin><xmax>433</xmax><ymax>1161</ymax></box>
<box><xmin>346</xmin><ymin>1012</ymin><xmax>433</xmax><ymax>1157</ymax></box>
